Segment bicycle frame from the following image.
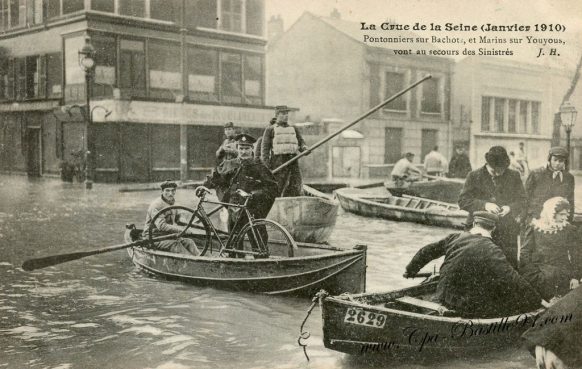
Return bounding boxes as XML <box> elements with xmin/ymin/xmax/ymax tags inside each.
<box><xmin>193</xmin><ymin>193</ymin><xmax>267</xmax><ymax>257</ymax></box>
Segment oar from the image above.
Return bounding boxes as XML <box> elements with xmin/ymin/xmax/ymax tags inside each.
<box><xmin>422</xmin><ymin>173</ymin><xmax>464</xmax><ymax>183</ymax></box>
<box><xmin>21</xmin><ymin>233</ymin><xmax>180</xmax><ymax>271</ymax></box>
<box><xmin>272</xmin><ymin>75</ymin><xmax>432</xmax><ymax>174</ymax></box>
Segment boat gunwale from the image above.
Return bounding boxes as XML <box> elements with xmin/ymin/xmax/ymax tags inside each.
<box><xmin>323</xmin><ymin>291</ymin><xmax>545</xmax><ymax>324</ymax></box>
<box><xmin>129</xmin><ymin>246</ymin><xmax>365</xmax><ymax>264</ymax></box>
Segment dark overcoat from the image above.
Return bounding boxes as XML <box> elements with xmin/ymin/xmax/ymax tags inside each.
<box><xmin>524</xmin><ymin>166</ymin><xmax>575</xmax><ymax>221</ymax></box>
<box><xmin>447</xmin><ymin>153</ymin><xmax>472</xmax><ymax>179</ymax></box>
<box><xmin>522</xmin><ymin>285</ymin><xmax>582</xmax><ymax>368</ymax></box>
<box><xmin>406</xmin><ymin>232</ymin><xmax>542</xmax><ymax>318</ymax></box>
<box><xmin>458</xmin><ymin>166</ymin><xmax>526</xmax><ymax>267</ymax></box>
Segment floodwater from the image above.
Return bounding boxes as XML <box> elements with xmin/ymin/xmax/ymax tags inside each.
<box><xmin>0</xmin><ymin>175</ymin><xmax>565</xmax><ymax>369</ymax></box>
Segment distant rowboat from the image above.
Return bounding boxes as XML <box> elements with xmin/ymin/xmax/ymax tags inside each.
<box><xmin>335</xmin><ymin>187</ymin><xmax>467</xmax><ymax>229</ymax></box>
<box><xmin>385</xmin><ymin>177</ymin><xmax>465</xmax><ymax>204</ymax></box>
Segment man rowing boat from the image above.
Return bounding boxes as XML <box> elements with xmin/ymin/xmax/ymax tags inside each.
<box><xmin>143</xmin><ymin>180</ymin><xmax>200</xmax><ymax>256</ymax></box>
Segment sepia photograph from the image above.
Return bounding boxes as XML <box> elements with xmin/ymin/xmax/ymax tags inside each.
<box><xmin>1</xmin><ymin>0</ymin><xmax>581</xmax><ymax>368</ymax></box>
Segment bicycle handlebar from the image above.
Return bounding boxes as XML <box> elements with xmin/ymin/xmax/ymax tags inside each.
<box><xmin>235</xmin><ymin>189</ymin><xmax>252</xmax><ymax>198</ymax></box>
<box><xmin>195</xmin><ymin>186</ymin><xmax>212</xmax><ymax>199</ymax></box>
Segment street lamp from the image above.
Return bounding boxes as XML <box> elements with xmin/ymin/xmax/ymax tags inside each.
<box><xmin>560</xmin><ymin>101</ymin><xmax>578</xmax><ymax>168</ymax></box>
<box><xmin>78</xmin><ymin>33</ymin><xmax>96</xmax><ymax>189</ymax></box>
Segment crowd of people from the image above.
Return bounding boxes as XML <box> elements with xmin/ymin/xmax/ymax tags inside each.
<box><xmin>405</xmin><ymin>144</ymin><xmax>581</xmax><ymax>369</ymax></box>
<box><xmin>142</xmin><ymin>114</ymin><xmax>580</xmax><ymax>367</ymax></box>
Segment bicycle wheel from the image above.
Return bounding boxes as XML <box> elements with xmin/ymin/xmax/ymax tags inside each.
<box><xmin>148</xmin><ymin>205</ymin><xmax>213</xmax><ymax>256</ymax></box>
<box><xmin>233</xmin><ymin>219</ymin><xmax>297</xmax><ymax>258</ymax></box>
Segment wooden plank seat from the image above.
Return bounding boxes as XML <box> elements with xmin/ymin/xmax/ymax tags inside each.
<box><xmin>388</xmin><ymin>296</ymin><xmax>456</xmax><ymax>316</ymax></box>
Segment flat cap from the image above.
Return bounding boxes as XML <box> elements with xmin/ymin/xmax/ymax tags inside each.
<box><xmin>160</xmin><ymin>179</ymin><xmax>178</xmax><ymax>190</ymax></box>
<box><xmin>473</xmin><ymin>211</ymin><xmax>499</xmax><ymax>226</ymax></box>
<box><xmin>224</xmin><ymin>121</ymin><xmax>234</xmax><ymax>128</ymax></box>
<box><xmin>549</xmin><ymin>146</ymin><xmax>568</xmax><ymax>158</ymax></box>
<box><xmin>485</xmin><ymin>146</ymin><xmax>510</xmax><ymax>169</ymax></box>
<box><xmin>234</xmin><ymin>133</ymin><xmax>256</xmax><ymax>146</ymax></box>
<box><xmin>275</xmin><ymin>105</ymin><xmax>291</xmax><ymax>113</ymax></box>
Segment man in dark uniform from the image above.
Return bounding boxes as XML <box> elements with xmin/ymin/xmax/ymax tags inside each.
<box><xmin>205</xmin><ymin>133</ymin><xmax>279</xmax><ymax>241</ymax></box>
<box><xmin>143</xmin><ymin>180</ymin><xmax>200</xmax><ymax>255</ymax></box>
<box><xmin>525</xmin><ymin>146</ymin><xmax>575</xmax><ymax>223</ymax></box>
<box><xmin>458</xmin><ymin>146</ymin><xmax>526</xmax><ymax>268</ymax></box>
<box><xmin>261</xmin><ymin>105</ymin><xmax>308</xmax><ymax>197</ymax></box>
<box><xmin>216</xmin><ymin>121</ymin><xmax>238</xmax><ymax>164</ymax></box>
<box><xmin>447</xmin><ymin>145</ymin><xmax>472</xmax><ymax>179</ymax></box>
<box><xmin>404</xmin><ymin>211</ymin><xmax>543</xmax><ymax>318</ymax></box>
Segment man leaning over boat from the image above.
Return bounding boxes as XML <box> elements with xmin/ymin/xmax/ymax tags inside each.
<box><xmin>404</xmin><ymin>211</ymin><xmax>544</xmax><ymax>318</ymax></box>
<box><xmin>143</xmin><ymin>180</ymin><xmax>201</xmax><ymax>256</ymax></box>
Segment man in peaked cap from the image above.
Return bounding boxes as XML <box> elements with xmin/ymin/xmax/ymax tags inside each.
<box><xmin>204</xmin><ymin>134</ymin><xmax>279</xmax><ymax>253</ymax></box>
<box><xmin>524</xmin><ymin>146</ymin><xmax>575</xmax><ymax>223</ymax></box>
<box><xmin>216</xmin><ymin>121</ymin><xmax>238</xmax><ymax>164</ymax></box>
<box><xmin>260</xmin><ymin>105</ymin><xmax>309</xmax><ymax>197</ymax></box>
<box><xmin>143</xmin><ymin>180</ymin><xmax>200</xmax><ymax>256</ymax></box>
<box><xmin>404</xmin><ymin>210</ymin><xmax>543</xmax><ymax>318</ymax></box>
<box><xmin>458</xmin><ymin>145</ymin><xmax>526</xmax><ymax>268</ymax></box>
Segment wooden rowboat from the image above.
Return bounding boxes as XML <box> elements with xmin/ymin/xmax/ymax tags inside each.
<box><xmin>335</xmin><ymin>187</ymin><xmax>467</xmax><ymax>229</ymax></box>
<box><xmin>267</xmin><ymin>185</ymin><xmax>339</xmax><ymax>243</ymax></box>
<box><xmin>320</xmin><ymin>277</ymin><xmax>543</xmax><ymax>357</ymax></box>
<box><xmin>385</xmin><ymin>178</ymin><xmax>465</xmax><ymax>204</ymax></box>
<box><xmin>124</xmin><ymin>226</ymin><xmax>365</xmax><ymax>297</ymax></box>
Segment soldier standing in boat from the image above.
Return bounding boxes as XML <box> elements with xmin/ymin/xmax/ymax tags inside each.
<box><xmin>216</xmin><ymin>122</ymin><xmax>238</xmax><ymax>164</ymax></box>
<box><xmin>143</xmin><ymin>180</ymin><xmax>201</xmax><ymax>255</ymax></box>
<box><xmin>261</xmin><ymin>105</ymin><xmax>309</xmax><ymax>197</ymax></box>
<box><xmin>254</xmin><ymin>118</ymin><xmax>276</xmax><ymax>160</ymax></box>
<box><xmin>458</xmin><ymin>146</ymin><xmax>526</xmax><ymax>268</ymax></box>
<box><xmin>205</xmin><ymin>134</ymin><xmax>279</xmax><ymax>241</ymax></box>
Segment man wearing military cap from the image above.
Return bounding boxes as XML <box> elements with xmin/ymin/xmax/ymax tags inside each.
<box><xmin>404</xmin><ymin>209</ymin><xmax>543</xmax><ymax>318</ymax></box>
<box><xmin>458</xmin><ymin>145</ymin><xmax>526</xmax><ymax>268</ymax></box>
<box><xmin>525</xmin><ymin>146</ymin><xmax>575</xmax><ymax>223</ymax></box>
<box><xmin>216</xmin><ymin>121</ymin><xmax>238</xmax><ymax>164</ymax></box>
<box><xmin>205</xmin><ymin>133</ymin><xmax>279</xmax><ymax>245</ymax></box>
<box><xmin>261</xmin><ymin>105</ymin><xmax>309</xmax><ymax>197</ymax></box>
<box><xmin>143</xmin><ymin>180</ymin><xmax>200</xmax><ymax>255</ymax></box>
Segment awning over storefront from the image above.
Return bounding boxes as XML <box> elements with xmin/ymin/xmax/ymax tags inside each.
<box><xmin>0</xmin><ymin>100</ymin><xmax>60</xmax><ymax>112</ymax></box>
<box><xmin>89</xmin><ymin>100</ymin><xmax>280</xmax><ymax>128</ymax></box>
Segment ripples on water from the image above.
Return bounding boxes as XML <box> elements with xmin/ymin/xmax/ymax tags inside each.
<box><xmin>0</xmin><ymin>175</ymin><xmax>555</xmax><ymax>368</ymax></box>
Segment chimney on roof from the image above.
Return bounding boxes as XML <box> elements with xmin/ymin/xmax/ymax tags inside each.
<box><xmin>268</xmin><ymin>14</ymin><xmax>284</xmax><ymax>39</ymax></box>
<box><xmin>330</xmin><ymin>8</ymin><xmax>341</xmax><ymax>19</ymax></box>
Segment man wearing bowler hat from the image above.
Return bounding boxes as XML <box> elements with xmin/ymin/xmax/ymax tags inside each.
<box><xmin>216</xmin><ymin>122</ymin><xmax>238</xmax><ymax>164</ymax></box>
<box><xmin>458</xmin><ymin>146</ymin><xmax>526</xmax><ymax>268</ymax></box>
<box><xmin>404</xmin><ymin>211</ymin><xmax>543</xmax><ymax>318</ymax></box>
<box><xmin>204</xmin><ymin>133</ymin><xmax>279</xmax><ymax>246</ymax></box>
<box><xmin>261</xmin><ymin>105</ymin><xmax>308</xmax><ymax>197</ymax></box>
<box><xmin>143</xmin><ymin>180</ymin><xmax>201</xmax><ymax>256</ymax></box>
<box><xmin>525</xmin><ymin>146</ymin><xmax>575</xmax><ymax>223</ymax></box>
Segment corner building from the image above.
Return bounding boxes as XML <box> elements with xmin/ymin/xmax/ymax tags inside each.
<box><xmin>0</xmin><ymin>0</ymin><xmax>271</xmax><ymax>182</ymax></box>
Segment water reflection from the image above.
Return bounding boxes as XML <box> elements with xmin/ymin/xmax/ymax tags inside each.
<box><xmin>0</xmin><ymin>175</ymin><xmax>557</xmax><ymax>368</ymax></box>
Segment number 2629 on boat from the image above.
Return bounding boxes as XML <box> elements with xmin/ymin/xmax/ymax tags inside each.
<box><xmin>344</xmin><ymin>308</ymin><xmax>387</xmax><ymax>328</ymax></box>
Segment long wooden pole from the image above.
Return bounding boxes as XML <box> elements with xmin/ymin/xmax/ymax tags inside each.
<box><xmin>272</xmin><ymin>75</ymin><xmax>432</xmax><ymax>174</ymax></box>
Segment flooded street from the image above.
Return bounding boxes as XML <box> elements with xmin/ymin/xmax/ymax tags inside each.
<box><xmin>0</xmin><ymin>175</ymin><xmax>564</xmax><ymax>369</ymax></box>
